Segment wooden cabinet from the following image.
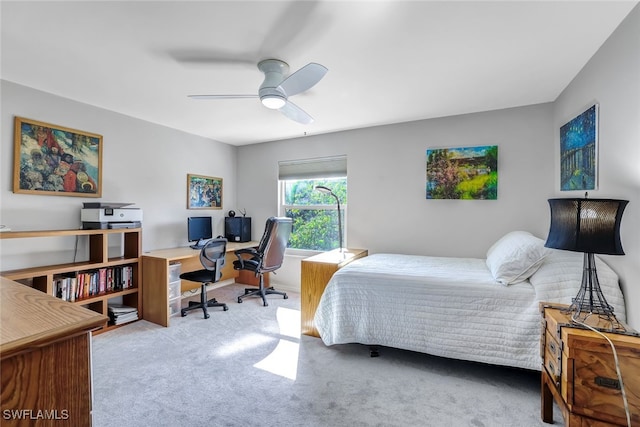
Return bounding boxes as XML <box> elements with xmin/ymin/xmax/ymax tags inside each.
<box><xmin>540</xmin><ymin>304</ymin><xmax>640</xmax><ymax>426</ymax></box>
<box><xmin>0</xmin><ymin>277</ymin><xmax>107</xmax><ymax>426</ymax></box>
<box><xmin>301</xmin><ymin>248</ymin><xmax>368</xmax><ymax>337</ymax></box>
<box><xmin>0</xmin><ymin>228</ymin><xmax>142</xmax><ymax>334</ymax></box>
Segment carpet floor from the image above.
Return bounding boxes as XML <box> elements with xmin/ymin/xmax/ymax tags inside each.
<box><xmin>92</xmin><ymin>283</ymin><xmax>563</xmax><ymax>427</ymax></box>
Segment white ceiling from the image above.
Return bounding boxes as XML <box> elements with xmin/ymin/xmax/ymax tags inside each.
<box><xmin>1</xmin><ymin>1</ymin><xmax>637</xmax><ymax>146</ymax></box>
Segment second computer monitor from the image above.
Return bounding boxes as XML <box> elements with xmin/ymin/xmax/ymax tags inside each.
<box><xmin>187</xmin><ymin>216</ymin><xmax>212</xmax><ymax>249</ymax></box>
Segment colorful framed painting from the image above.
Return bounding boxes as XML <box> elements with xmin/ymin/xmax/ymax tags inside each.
<box><xmin>13</xmin><ymin>117</ymin><xmax>102</xmax><ymax>197</ymax></box>
<box><xmin>187</xmin><ymin>174</ymin><xmax>223</xmax><ymax>209</ymax></box>
<box><xmin>560</xmin><ymin>104</ymin><xmax>598</xmax><ymax>191</ymax></box>
<box><xmin>426</xmin><ymin>145</ymin><xmax>498</xmax><ymax>200</ymax></box>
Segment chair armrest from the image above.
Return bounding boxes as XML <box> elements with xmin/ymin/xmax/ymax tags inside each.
<box><xmin>234</xmin><ymin>247</ymin><xmax>259</xmax><ymax>269</ymax></box>
<box><xmin>234</xmin><ymin>247</ymin><xmax>258</xmax><ymax>257</ymax></box>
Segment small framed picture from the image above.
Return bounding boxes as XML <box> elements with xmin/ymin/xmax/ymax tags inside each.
<box><xmin>13</xmin><ymin>117</ymin><xmax>102</xmax><ymax>197</ymax></box>
<box><xmin>187</xmin><ymin>174</ymin><xmax>223</xmax><ymax>209</ymax></box>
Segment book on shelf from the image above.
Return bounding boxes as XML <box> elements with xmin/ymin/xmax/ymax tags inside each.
<box><xmin>107</xmin><ymin>303</ymin><xmax>139</xmax><ymax>325</ymax></box>
<box><xmin>53</xmin><ymin>265</ymin><xmax>136</xmax><ymax>302</ymax></box>
<box><xmin>54</xmin><ymin>275</ymin><xmax>77</xmax><ymax>301</ymax></box>
<box><xmin>98</xmin><ymin>268</ymin><xmax>107</xmax><ymax>294</ymax></box>
<box><xmin>108</xmin><ymin>303</ymin><xmax>137</xmax><ymax>314</ymax></box>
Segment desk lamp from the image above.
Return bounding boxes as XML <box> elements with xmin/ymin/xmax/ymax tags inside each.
<box><xmin>544</xmin><ymin>196</ymin><xmax>628</xmax><ymax>327</ymax></box>
<box><xmin>315</xmin><ymin>185</ymin><xmax>343</xmax><ymax>253</ymax></box>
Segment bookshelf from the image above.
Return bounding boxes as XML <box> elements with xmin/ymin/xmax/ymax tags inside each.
<box><xmin>0</xmin><ymin>227</ymin><xmax>142</xmax><ymax>334</ymax></box>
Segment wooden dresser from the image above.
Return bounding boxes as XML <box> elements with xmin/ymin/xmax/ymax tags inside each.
<box><xmin>0</xmin><ymin>277</ymin><xmax>107</xmax><ymax>426</ymax></box>
<box><xmin>301</xmin><ymin>248</ymin><xmax>367</xmax><ymax>337</ymax></box>
<box><xmin>540</xmin><ymin>303</ymin><xmax>640</xmax><ymax>426</ymax></box>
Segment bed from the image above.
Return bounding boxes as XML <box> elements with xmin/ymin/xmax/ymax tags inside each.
<box><xmin>313</xmin><ymin>231</ymin><xmax>626</xmax><ymax>371</ymax></box>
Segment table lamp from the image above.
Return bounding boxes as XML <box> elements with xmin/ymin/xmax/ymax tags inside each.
<box><xmin>315</xmin><ymin>185</ymin><xmax>343</xmax><ymax>253</ymax></box>
<box><xmin>544</xmin><ymin>196</ymin><xmax>628</xmax><ymax>326</ymax></box>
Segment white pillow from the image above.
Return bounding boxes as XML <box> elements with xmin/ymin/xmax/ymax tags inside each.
<box><xmin>486</xmin><ymin>231</ymin><xmax>548</xmax><ymax>285</ymax></box>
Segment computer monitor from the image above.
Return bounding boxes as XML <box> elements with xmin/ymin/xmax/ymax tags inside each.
<box><xmin>187</xmin><ymin>216</ymin><xmax>212</xmax><ymax>249</ymax></box>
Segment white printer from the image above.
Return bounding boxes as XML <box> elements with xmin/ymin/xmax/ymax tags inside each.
<box><xmin>81</xmin><ymin>203</ymin><xmax>142</xmax><ymax>229</ymax></box>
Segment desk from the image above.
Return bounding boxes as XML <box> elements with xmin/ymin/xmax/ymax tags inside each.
<box><xmin>142</xmin><ymin>241</ymin><xmax>263</xmax><ymax>327</ymax></box>
<box><xmin>0</xmin><ymin>277</ymin><xmax>107</xmax><ymax>426</ymax></box>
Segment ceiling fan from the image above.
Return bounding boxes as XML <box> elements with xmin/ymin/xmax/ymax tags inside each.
<box><xmin>189</xmin><ymin>59</ymin><xmax>328</xmax><ymax>124</ymax></box>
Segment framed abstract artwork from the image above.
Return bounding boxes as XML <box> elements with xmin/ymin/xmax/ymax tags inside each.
<box><xmin>560</xmin><ymin>104</ymin><xmax>598</xmax><ymax>191</ymax></box>
<box><xmin>13</xmin><ymin>117</ymin><xmax>102</xmax><ymax>197</ymax></box>
<box><xmin>187</xmin><ymin>174</ymin><xmax>223</xmax><ymax>209</ymax></box>
<box><xmin>426</xmin><ymin>145</ymin><xmax>498</xmax><ymax>200</ymax></box>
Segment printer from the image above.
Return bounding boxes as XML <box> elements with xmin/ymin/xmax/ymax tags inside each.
<box><xmin>81</xmin><ymin>203</ymin><xmax>142</xmax><ymax>229</ymax></box>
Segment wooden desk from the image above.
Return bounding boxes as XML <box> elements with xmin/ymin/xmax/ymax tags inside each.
<box><xmin>540</xmin><ymin>304</ymin><xmax>640</xmax><ymax>426</ymax></box>
<box><xmin>142</xmin><ymin>241</ymin><xmax>263</xmax><ymax>327</ymax></box>
<box><xmin>301</xmin><ymin>248</ymin><xmax>368</xmax><ymax>337</ymax></box>
<box><xmin>0</xmin><ymin>277</ymin><xmax>107</xmax><ymax>426</ymax></box>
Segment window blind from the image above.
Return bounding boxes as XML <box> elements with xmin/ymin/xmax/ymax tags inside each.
<box><xmin>278</xmin><ymin>155</ymin><xmax>347</xmax><ymax>180</ymax></box>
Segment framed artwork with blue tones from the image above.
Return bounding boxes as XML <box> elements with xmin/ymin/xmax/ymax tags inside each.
<box><xmin>426</xmin><ymin>145</ymin><xmax>498</xmax><ymax>200</ymax></box>
<box><xmin>560</xmin><ymin>104</ymin><xmax>598</xmax><ymax>191</ymax></box>
<box><xmin>187</xmin><ymin>174</ymin><xmax>223</xmax><ymax>209</ymax></box>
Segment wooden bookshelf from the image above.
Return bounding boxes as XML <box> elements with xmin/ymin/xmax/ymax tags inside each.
<box><xmin>0</xmin><ymin>227</ymin><xmax>142</xmax><ymax>334</ymax></box>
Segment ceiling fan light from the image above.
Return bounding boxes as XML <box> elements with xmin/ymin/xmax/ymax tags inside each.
<box><xmin>261</xmin><ymin>95</ymin><xmax>286</xmax><ymax>109</ymax></box>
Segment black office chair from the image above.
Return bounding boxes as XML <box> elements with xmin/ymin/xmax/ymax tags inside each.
<box><xmin>179</xmin><ymin>238</ymin><xmax>229</xmax><ymax>318</ymax></box>
<box><xmin>234</xmin><ymin>217</ymin><xmax>292</xmax><ymax>306</ymax></box>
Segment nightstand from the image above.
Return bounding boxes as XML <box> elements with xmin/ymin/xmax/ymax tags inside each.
<box><xmin>540</xmin><ymin>303</ymin><xmax>640</xmax><ymax>426</ymax></box>
<box><xmin>301</xmin><ymin>248</ymin><xmax>368</xmax><ymax>337</ymax></box>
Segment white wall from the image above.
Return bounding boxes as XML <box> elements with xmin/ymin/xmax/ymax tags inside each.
<box><xmin>553</xmin><ymin>4</ymin><xmax>640</xmax><ymax>328</ymax></box>
<box><xmin>0</xmin><ymin>81</ymin><xmax>236</xmax><ymax>269</ymax></box>
<box><xmin>237</xmin><ymin>103</ymin><xmax>555</xmax><ymax>285</ymax></box>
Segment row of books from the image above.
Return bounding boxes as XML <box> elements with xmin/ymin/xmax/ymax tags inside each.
<box><xmin>54</xmin><ymin>265</ymin><xmax>135</xmax><ymax>302</ymax></box>
<box><xmin>108</xmin><ymin>303</ymin><xmax>139</xmax><ymax>326</ymax></box>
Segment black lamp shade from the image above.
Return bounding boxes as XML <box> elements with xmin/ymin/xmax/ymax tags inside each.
<box><xmin>545</xmin><ymin>198</ymin><xmax>627</xmax><ymax>255</ymax></box>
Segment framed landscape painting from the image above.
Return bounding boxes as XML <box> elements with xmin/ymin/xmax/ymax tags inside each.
<box><xmin>187</xmin><ymin>174</ymin><xmax>223</xmax><ymax>209</ymax></box>
<box><xmin>426</xmin><ymin>145</ymin><xmax>498</xmax><ymax>200</ymax></box>
<box><xmin>13</xmin><ymin>117</ymin><xmax>102</xmax><ymax>197</ymax></box>
<box><xmin>560</xmin><ymin>104</ymin><xmax>598</xmax><ymax>191</ymax></box>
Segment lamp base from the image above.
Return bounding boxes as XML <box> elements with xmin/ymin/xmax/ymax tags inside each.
<box><xmin>565</xmin><ymin>253</ymin><xmax>626</xmax><ymax>331</ymax></box>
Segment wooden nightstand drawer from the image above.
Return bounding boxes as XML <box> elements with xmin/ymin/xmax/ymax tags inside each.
<box><xmin>543</xmin><ymin>328</ymin><xmax>561</xmax><ymax>384</ymax></box>
<box><xmin>568</xmin><ymin>334</ymin><xmax>640</xmax><ymax>424</ymax></box>
<box><xmin>540</xmin><ymin>303</ymin><xmax>640</xmax><ymax>427</ymax></box>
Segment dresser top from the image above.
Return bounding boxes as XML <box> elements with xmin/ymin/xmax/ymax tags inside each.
<box><xmin>0</xmin><ymin>277</ymin><xmax>107</xmax><ymax>357</ymax></box>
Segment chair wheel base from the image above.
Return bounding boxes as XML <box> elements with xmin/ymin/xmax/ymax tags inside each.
<box><xmin>181</xmin><ymin>293</ymin><xmax>228</xmax><ymax>318</ymax></box>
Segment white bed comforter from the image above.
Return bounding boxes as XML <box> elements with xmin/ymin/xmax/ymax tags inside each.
<box><xmin>313</xmin><ymin>250</ymin><xmax>626</xmax><ymax>371</ymax></box>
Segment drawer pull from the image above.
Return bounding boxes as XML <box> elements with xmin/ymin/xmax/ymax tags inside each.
<box><xmin>547</xmin><ymin>361</ymin><xmax>555</xmax><ymax>375</ymax></box>
<box><xmin>595</xmin><ymin>376</ymin><xmax>620</xmax><ymax>390</ymax></box>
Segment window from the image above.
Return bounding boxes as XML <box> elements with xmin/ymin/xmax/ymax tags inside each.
<box><xmin>278</xmin><ymin>156</ymin><xmax>347</xmax><ymax>251</ymax></box>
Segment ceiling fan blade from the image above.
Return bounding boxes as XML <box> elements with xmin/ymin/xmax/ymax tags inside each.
<box><xmin>278</xmin><ymin>63</ymin><xmax>328</xmax><ymax>97</ymax></box>
<box><xmin>188</xmin><ymin>94</ymin><xmax>258</xmax><ymax>100</ymax></box>
<box><xmin>279</xmin><ymin>100</ymin><xmax>314</xmax><ymax>124</ymax></box>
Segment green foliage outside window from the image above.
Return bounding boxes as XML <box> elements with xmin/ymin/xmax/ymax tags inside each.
<box><xmin>282</xmin><ymin>178</ymin><xmax>347</xmax><ymax>251</ymax></box>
